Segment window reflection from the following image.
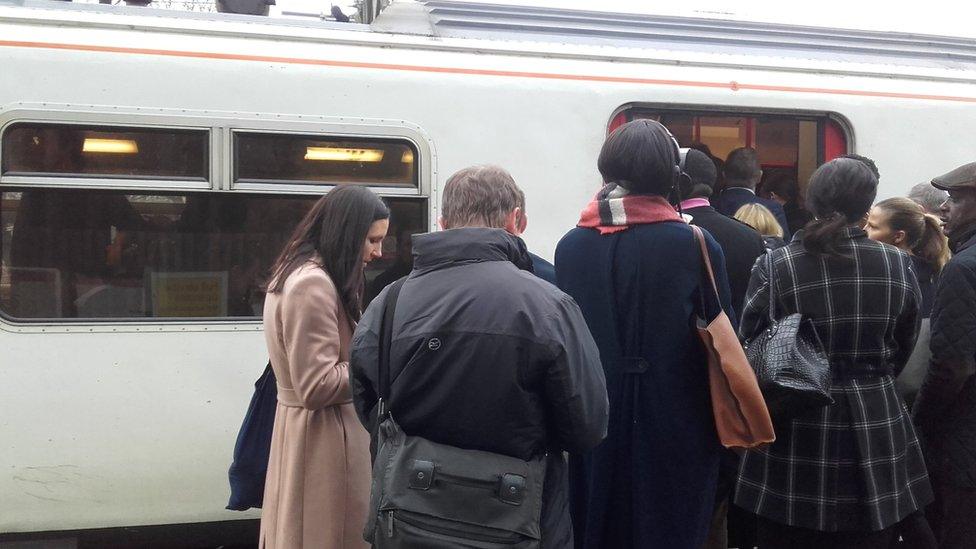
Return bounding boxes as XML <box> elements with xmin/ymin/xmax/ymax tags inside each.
<box><xmin>1</xmin><ymin>123</ymin><xmax>208</xmax><ymax>180</ymax></box>
<box><xmin>364</xmin><ymin>228</ymin><xmax>420</xmax><ymax>305</ymax></box>
<box><xmin>234</xmin><ymin>132</ymin><xmax>418</xmax><ymax>188</ymax></box>
<box><xmin>0</xmin><ymin>188</ymin><xmax>426</xmax><ymax>320</ymax></box>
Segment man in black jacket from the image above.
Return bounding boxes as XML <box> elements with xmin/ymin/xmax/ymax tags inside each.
<box><xmin>351</xmin><ymin>165</ymin><xmax>609</xmax><ymax>548</ymax></box>
<box><xmin>680</xmin><ymin>148</ymin><xmax>765</xmax><ymax>321</ymax></box>
<box><xmin>914</xmin><ymin>161</ymin><xmax>976</xmax><ymax>548</ymax></box>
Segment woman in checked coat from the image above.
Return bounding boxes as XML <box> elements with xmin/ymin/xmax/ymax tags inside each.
<box><xmin>260</xmin><ymin>186</ymin><xmax>390</xmax><ymax>549</ymax></box>
<box><xmin>735</xmin><ymin>158</ymin><xmax>934</xmax><ymax>548</ymax></box>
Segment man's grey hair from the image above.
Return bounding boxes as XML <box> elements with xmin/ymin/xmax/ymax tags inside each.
<box><xmin>907</xmin><ymin>182</ymin><xmax>948</xmax><ymax>215</ymax></box>
<box><xmin>441</xmin><ymin>165</ymin><xmax>521</xmax><ymax>229</ymax></box>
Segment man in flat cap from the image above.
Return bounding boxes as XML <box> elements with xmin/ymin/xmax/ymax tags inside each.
<box><xmin>913</xmin><ymin>161</ymin><xmax>976</xmax><ymax>548</ymax></box>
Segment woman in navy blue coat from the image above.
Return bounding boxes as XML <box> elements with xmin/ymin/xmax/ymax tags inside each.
<box><xmin>556</xmin><ymin>120</ymin><xmax>733</xmax><ymax>549</ymax></box>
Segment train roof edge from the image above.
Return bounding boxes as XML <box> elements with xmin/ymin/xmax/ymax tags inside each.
<box><xmin>1</xmin><ymin>0</ymin><xmax>975</xmax><ymax>77</ymax></box>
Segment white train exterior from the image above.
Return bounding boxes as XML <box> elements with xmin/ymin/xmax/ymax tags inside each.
<box><xmin>1</xmin><ymin>0</ymin><xmax>974</xmax><ymax>538</ymax></box>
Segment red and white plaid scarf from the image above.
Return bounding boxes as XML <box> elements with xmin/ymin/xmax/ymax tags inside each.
<box><xmin>578</xmin><ymin>183</ymin><xmax>684</xmax><ymax>234</ymax></box>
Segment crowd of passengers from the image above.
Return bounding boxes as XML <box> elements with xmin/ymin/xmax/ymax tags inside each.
<box><xmin>248</xmin><ymin>119</ymin><xmax>976</xmax><ymax>549</ymax></box>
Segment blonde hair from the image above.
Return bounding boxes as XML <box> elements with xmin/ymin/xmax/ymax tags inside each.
<box><xmin>874</xmin><ymin>197</ymin><xmax>951</xmax><ymax>273</ymax></box>
<box><xmin>735</xmin><ymin>203</ymin><xmax>783</xmax><ymax>238</ymax></box>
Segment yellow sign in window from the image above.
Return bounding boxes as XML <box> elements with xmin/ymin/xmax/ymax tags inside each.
<box><xmin>150</xmin><ymin>272</ymin><xmax>228</xmax><ymax>317</ymax></box>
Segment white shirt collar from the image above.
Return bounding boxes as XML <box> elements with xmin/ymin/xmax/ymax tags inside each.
<box><xmin>728</xmin><ymin>186</ymin><xmax>756</xmax><ymax>195</ymax></box>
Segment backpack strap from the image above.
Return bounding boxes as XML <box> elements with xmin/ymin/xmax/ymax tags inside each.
<box><xmin>376</xmin><ymin>277</ymin><xmax>407</xmax><ymax>419</ymax></box>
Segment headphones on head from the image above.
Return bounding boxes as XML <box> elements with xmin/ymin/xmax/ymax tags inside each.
<box><xmin>658</xmin><ymin>124</ymin><xmax>691</xmax><ymax>183</ymax></box>
<box><xmin>659</xmin><ymin>123</ymin><xmax>693</xmax><ymax>203</ymax></box>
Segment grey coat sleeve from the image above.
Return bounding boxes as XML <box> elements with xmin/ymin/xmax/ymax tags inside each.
<box><xmin>891</xmin><ymin>257</ymin><xmax>922</xmax><ymax>377</ymax></box>
<box><xmin>543</xmin><ymin>293</ymin><xmax>609</xmax><ymax>454</ymax></box>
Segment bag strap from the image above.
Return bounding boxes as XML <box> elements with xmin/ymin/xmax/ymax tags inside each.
<box><xmin>765</xmin><ymin>252</ymin><xmax>777</xmax><ymax>324</ymax></box>
<box><xmin>691</xmin><ymin>226</ymin><xmax>721</xmax><ymax>316</ymax></box>
<box><xmin>377</xmin><ymin>277</ymin><xmax>407</xmax><ymax>419</ymax></box>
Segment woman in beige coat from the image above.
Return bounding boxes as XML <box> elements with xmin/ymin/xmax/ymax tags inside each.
<box><xmin>260</xmin><ymin>186</ymin><xmax>390</xmax><ymax>549</ymax></box>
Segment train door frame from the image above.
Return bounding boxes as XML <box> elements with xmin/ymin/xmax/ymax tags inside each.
<box><xmin>608</xmin><ymin>103</ymin><xmax>854</xmax><ymax>158</ymax></box>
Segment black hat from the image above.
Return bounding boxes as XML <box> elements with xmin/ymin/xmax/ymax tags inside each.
<box><xmin>932</xmin><ymin>162</ymin><xmax>976</xmax><ymax>191</ymax></box>
<box><xmin>682</xmin><ymin>148</ymin><xmax>718</xmax><ymax>190</ymax></box>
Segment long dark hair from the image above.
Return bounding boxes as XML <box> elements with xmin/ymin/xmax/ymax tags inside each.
<box><xmin>874</xmin><ymin>197</ymin><xmax>951</xmax><ymax>273</ymax></box>
<box><xmin>804</xmin><ymin>158</ymin><xmax>878</xmax><ymax>259</ymax></box>
<box><xmin>266</xmin><ymin>186</ymin><xmax>389</xmax><ymax>321</ymax></box>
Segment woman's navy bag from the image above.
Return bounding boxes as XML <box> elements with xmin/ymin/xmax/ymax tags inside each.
<box><xmin>226</xmin><ymin>362</ymin><xmax>277</xmax><ymax>511</ymax></box>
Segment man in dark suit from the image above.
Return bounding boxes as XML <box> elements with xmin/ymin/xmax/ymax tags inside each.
<box><xmin>714</xmin><ymin>147</ymin><xmax>790</xmax><ymax>238</ymax></box>
<box><xmin>680</xmin><ymin>148</ymin><xmax>765</xmax><ymax>320</ymax></box>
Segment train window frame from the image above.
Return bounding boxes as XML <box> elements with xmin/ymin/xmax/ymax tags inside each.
<box><xmin>222</xmin><ymin>118</ymin><xmax>429</xmax><ymax>197</ymax></box>
<box><xmin>608</xmin><ymin>103</ymin><xmax>854</xmax><ymax>163</ymax></box>
<box><xmin>0</xmin><ymin>121</ymin><xmax>215</xmax><ymax>192</ymax></box>
<box><xmin>230</xmin><ymin>129</ymin><xmax>421</xmax><ymax>194</ymax></box>
<box><xmin>0</xmin><ymin>105</ymin><xmax>435</xmax><ymax>330</ymax></box>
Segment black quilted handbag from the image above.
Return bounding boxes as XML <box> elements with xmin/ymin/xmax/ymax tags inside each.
<box><xmin>745</xmin><ymin>254</ymin><xmax>833</xmax><ymax>421</ymax></box>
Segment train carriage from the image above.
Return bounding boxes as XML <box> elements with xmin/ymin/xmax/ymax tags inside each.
<box><xmin>1</xmin><ymin>0</ymin><xmax>974</xmax><ymax>543</ymax></box>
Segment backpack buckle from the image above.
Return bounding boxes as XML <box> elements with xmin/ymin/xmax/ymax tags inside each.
<box><xmin>498</xmin><ymin>473</ymin><xmax>526</xmax><ymax>505</ymax></box>
<box><xmin>408</xmin><ymin>460</ymin><xmax>434</xmax><ymax>490</ymax></box>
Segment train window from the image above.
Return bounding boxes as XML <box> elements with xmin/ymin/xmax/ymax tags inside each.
<box><xmin>234</xmin><ymin>132</ymin><xmax>419</xmax><ymax>188</ymax></box>
<box><xmin>0</xmin><ymin>123</ymin><xmax>209</xmax><ymax>180</ymax></box>
<box><xmin>0</xmin><ymin>188</ymin><xmax>427</xmax><ymax>321</ymax></box>
<box><xmin>611</xmin><ymin>108</ymin><xmax>849</xmax><ymax>196</ymax></box>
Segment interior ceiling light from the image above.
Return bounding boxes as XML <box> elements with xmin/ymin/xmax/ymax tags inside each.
<box><xmin>401</xmin><ymin>150</ymin><xmax>415</xmax><ymax>163</ymax></box>
<box><xmin>82</xmin><ymin>138</ymin><xmax>139</xmax><ymax>154</ymax></box>
<box><xmin>305</xmin><ymin>147</ymin><xmax>384</xmax><ymax>162</ymax></box>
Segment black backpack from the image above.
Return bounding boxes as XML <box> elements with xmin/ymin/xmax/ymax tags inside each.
<box><xmin>226</xmin><ymin>361</ymin><xmax>277</xmax><ymax>511</ymax></box>
<box><xmin>364</xmin><ymin>278</ymin><xmax>547</xmax><ymax>548</ymax></box>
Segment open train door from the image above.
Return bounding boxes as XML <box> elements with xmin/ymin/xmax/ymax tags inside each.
<box><xmin>608</xmin><ymin>107</ymin><xmax>850</xmax><ymax>196</ymax></box>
